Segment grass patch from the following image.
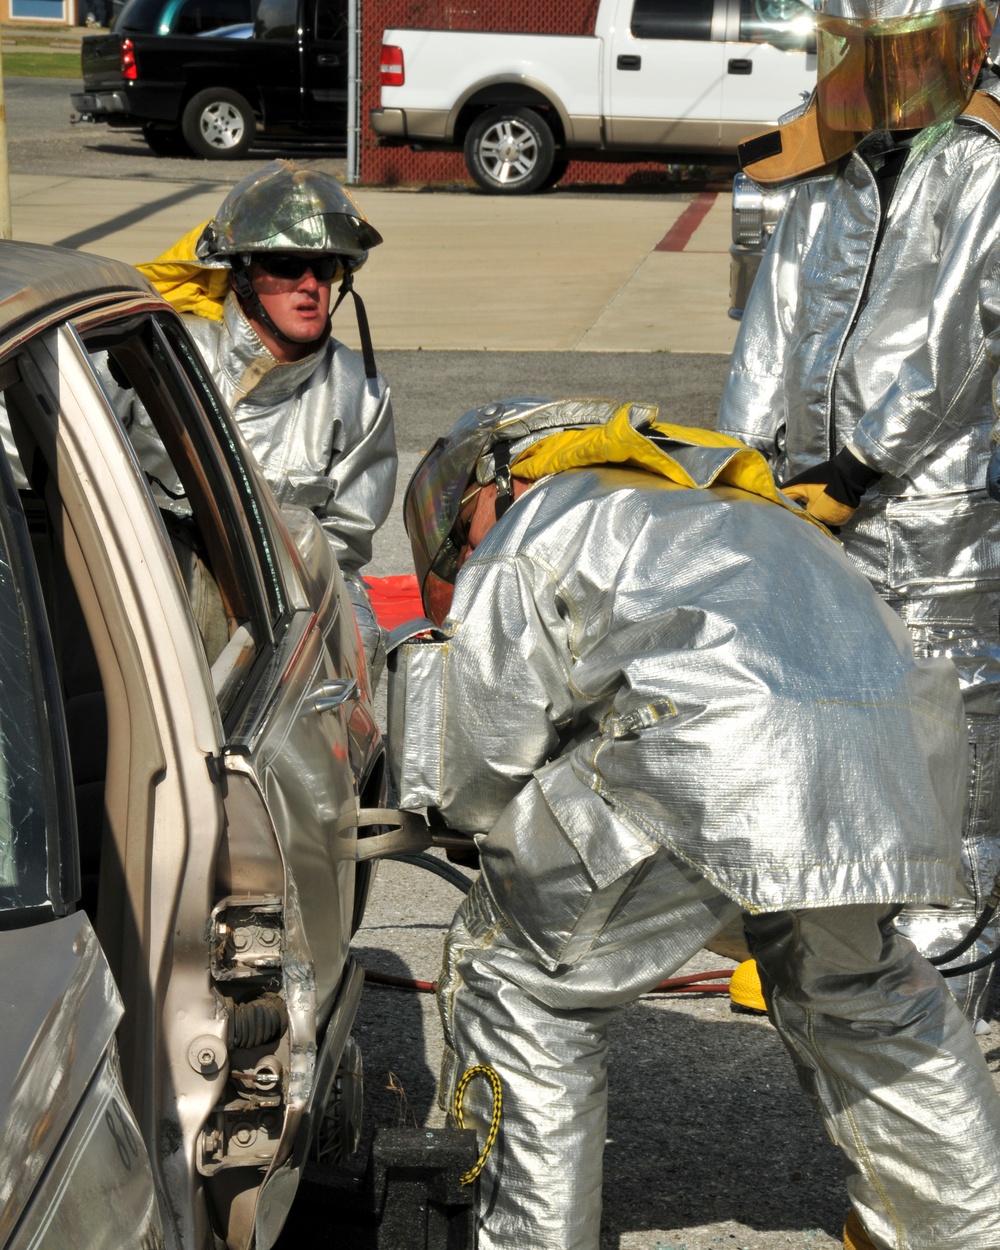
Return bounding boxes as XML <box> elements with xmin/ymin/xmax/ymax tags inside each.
<box><xmin>2</xmin><ymin>49</ymin><xmax>81</xmax><ymax>78</ymax></box>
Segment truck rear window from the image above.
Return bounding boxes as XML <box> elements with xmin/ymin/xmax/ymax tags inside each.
<box><xmin>114</xmin><ymin>0</ymin><xmax>253</xmax><ymax>34</ymax></box>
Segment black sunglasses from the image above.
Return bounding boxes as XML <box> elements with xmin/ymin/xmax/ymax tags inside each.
<box><xmin>251</xmin><ymin>253</ymin><xmax>340</xmax><ymax>281</ymax></box>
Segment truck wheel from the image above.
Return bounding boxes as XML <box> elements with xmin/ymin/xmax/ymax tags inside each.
<box><xmin>540</xmin><ymin>157</ymin><xmax>570</xmax><ymax>191</ymax></box>
<box><xmin>182</xmin><ymin>88</ymin><xmax>255</xmax><ymax>159</ymax></box>
<box><xmin>141</xmin><ymin>126</ymin><xmax>188</xmax><ymax>156</ymax></box>
<box><xmin>464</xmin><ymin>106</ymin><xmax>556</xmax><ymax>195</ymax></box>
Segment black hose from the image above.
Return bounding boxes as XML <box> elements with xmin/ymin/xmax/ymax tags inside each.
<box><xmin>928</xmin><ymin>900</ymin><xmax>1000</xmax><ymax>967</ymax></box>
<box><xmin>925</xmin><ymin>865</ymin><xmax>1000</xmax><ymax>968</ymax></box>
<box><xmin>387</xmin><ymin>851</ymin><xmax>473</xmax><ymax>894</ymax></box>
<box><xmin>939</xmin><ymin>942</ymin><xmax>1000</xmax><ymax>978</ymax></box>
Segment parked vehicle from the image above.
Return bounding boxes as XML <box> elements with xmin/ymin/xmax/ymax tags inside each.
<box><xmin>0</xmin><ymin>240</ymin><xmax>396</xmax><ymax>1250</ymax></box>
<box><xmin>728</xmin><ymin>169</ymin><xmax>789</xmax><ymax>317</ymax></box>
<box><xmin>370</xmin><ymin>0</ymin><xmax>816</xmax><ymax>194</ymax></box>
<box><xmin>70</xmin><ymin>0</ymin><xmax>349</xmax><ymax>158</ymax></box>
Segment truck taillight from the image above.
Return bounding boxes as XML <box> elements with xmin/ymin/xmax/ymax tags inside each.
<box><xmin>380</xmin><ymin>44</ymin><xmax>404</xmax><ymax>88</ymax></box>
<box><xmin>121</xmin><ymin>37</ymin><xmax>138</xmax><ymax>80</ymax></box>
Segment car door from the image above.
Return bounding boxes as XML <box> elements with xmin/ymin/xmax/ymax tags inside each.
<box><xmin>299</xmin><ymin>0</ymin><xmax>349</xmax><ymax>134</ymax></box>
<box><xmin>606</xmin><ymin>0</ymin><xmax>729</xmax><ymax>151</ymax></box>
<box><xmin>719</xmin><ymin>0</ymin><xmax>816</xmax><ymax>143</ymax></box>
<box><xmin>0</xmin><ymin>292</ymin><xmax>377</xmax><ymax>1250</ymax></box>
<box><xmin>63</xmin><ymin>306</ymin><xmax>377</xmax><ymax>1250</ymax></box>
<box><xmin>0</xmin><ymin>412</ymin><xmax>164</xmax><ymax>1250</ymax></box>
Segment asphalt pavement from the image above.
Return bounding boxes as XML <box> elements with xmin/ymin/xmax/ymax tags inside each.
<box><xmin>9</xmin><ymin>78</ymin><xmax>1000</xmax><ymax>1250</ymax></box>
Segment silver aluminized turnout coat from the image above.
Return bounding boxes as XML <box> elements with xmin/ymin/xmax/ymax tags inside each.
<box><xmin>391</xmin><ymin>454</ymin><xmax>967</xmax><ymax>917</ymax></box>
<box><xmin>718</xmin><ymin>78</ymin><xmax>1000</xmax><ymax>1013</ymax></box>
<box><xmin>185</xmin><ymin>292</ymin><xmax>397</xmax><ymax>660</ymax></box>
<box><xmin>388</xmin><ymin>431</ymin><xmax>1000</xmax><ymax>1250</ymax></box>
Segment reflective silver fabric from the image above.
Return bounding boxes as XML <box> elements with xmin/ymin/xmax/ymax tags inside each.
<box><xmin>185</xmin><ymin>293</ymin><xmax>397</xmax><ymax>660</ymax></box>
<box><xmin>821</xmin><ymin>0</ymin><xmax>987</xmax><ymax>20</ymax></box>
<box><xmin>391</xmin><ymin>460</ymin><xmax>967</xmax><ymax>912</ymax></box>
<box><xmin>439</xmin><ymin>875</ymin><xmax>1000</xmax><ymax>1250</ymax></box>
<box><xmin>390</xmin><ymin>454</ymin><xmax>996</xmax><ymax>1249</ymax></box>
<box><xmin>719</xmin><ymin>92</ymin><xmax>1000</xmax><ymax>1009</ymax></box>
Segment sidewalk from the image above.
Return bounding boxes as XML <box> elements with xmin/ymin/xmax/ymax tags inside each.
<box><xmin>9</xmin><ymin>172</ymin><xmax>740</xmax><ymax>354</ymax></box>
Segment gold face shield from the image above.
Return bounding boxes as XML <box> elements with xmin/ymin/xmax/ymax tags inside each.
<box><xmin>816</xmin><ymin>0</ymin><xmax>993</xmax><ymax>131</ymax></box>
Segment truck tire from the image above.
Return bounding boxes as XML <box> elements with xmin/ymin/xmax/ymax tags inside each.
<box><xmin>182</xmin><ymin>87</ymin><xmax>255</xmax><ymax>159</ymax></box>
<box><xmin>464</xmin><ymin>106</ymin><xmax>556</xmax><ymax>195</ymax></box>
<box><xmin>141</xmin><ymin>125</ymin><xmax>189</xmax><ymax>157</ymax></box>
<box><xmin>541</xmin><ymin>157</ymin><xmax>570</xmax><ymax>191</ymax></box>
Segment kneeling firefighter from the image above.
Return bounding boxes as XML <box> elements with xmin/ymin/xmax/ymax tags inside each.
<box><xmin>718</xmin><ymin>0</ymin><xmax>1000</xmax><ymax>1017</ymax></box>
<box><xmin>387</xmin><ymin>398</ymin><xmax>1000</xmax><ymax>1250</ymax></box>
<box><xmin>137</xmin><ymin>160</ymin><xmax>397</xmax><ymax>679</ymax></box>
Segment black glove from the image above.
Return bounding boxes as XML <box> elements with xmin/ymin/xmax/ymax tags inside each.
<box><xmin>782</xmin><ymin>446</ymin><xmax>882</xmax><ymax>526</ymax></box>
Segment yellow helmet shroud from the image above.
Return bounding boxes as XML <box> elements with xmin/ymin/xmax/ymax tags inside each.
<box><xmin>135</xmin><ymin>220</ymin><xmax>229</xmax><ymax>321</ymax></box>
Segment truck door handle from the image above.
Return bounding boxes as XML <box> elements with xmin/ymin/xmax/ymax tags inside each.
<box><xmin>617</xmin><ymin>54</ymin><xmax>641</xmax><ymax>70</ymax></box>
<box><xmin>311</xmin><ymin>677</ymin><xmax>357</xmax><ymax>712</ymax></box>
<box><xmin>317</xmin><ymin>53</ymin><xmax>340</xmax><ymax>65</ymax></box>
<box><xmin>728</xmin><ymin>58</ymin><xmax>753</xmax><ymax>74</ymax></box>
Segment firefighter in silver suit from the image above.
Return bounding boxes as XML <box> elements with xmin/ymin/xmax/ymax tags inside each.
<box><xmin>137</xmin><ymin>161</ymin><xmax>397</xmax><ymax>677</ymax></box>
<box><xmin>388</xmin><ymin>398</ymin><xmax>1000</xmax><ymax>1250</ymax></box>
<box><xmin>717</xmin><ymin>0</ymin><xmax>1000</xmax><ymax>1018</ymax></box>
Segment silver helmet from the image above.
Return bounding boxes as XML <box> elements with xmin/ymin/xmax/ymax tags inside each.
<box><xmin>814</xmin><ymin>0</ymin><xmax>996</xmax><ymax>132</ymax></box>
<box><xmin>195</xmin><ymin>159</ymin><xmax>383</xmax><ymax>270</ymax></box>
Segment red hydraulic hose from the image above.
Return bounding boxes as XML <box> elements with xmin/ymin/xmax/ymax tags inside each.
<box><xmin>363</xmin><ymin>967</ymin><xmax>733</xmax><ymax>995</ymax></box>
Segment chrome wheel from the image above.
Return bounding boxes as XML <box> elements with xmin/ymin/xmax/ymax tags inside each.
<box><xmin>464</xmin><ymin>106</ymin><xmax>556</xmax><ymax>195</ymax></box>
<box><xmin>478</xmin><ymin>117</ymin><xmax>541</xmax><ymax>187</ymax></box>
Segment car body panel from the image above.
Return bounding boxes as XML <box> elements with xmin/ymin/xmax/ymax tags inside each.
<box><xmin>0</xmin><ymin>242</ymin><xmax>385</xmax><ymax>1250</ymax></box>
<box><xmin>0</xmin><ymin>914</ymin><xmax>135</xmax><ymax>1247</ymax></box>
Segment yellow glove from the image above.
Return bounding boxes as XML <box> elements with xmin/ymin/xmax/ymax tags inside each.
<box><xmin>781</xmin><ymin>479</ymin><xmax>856</xmax><ymax>526</ymax></box>
<box><xmin>782</xmin><ymin>446</ymin><xmax>882</xmax><ymax>528</ymax></box>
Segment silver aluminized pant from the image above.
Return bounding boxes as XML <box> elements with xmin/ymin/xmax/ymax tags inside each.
<box><xmin>438</xmin><ymin>852</ymin><xmax>1000</xmax><ymax>1250</ymax></box>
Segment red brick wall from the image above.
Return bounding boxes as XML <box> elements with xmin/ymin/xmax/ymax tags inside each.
<box><xmin>359</xmin><ymin>0</ymin><xmax>679</xmax><ymax>188</ymax></box>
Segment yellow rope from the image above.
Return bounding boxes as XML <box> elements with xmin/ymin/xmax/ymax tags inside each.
<box><xmin>453</xmin><ymin>1064</ymin><xmax>503</xmax><ymax>1185</ymax></box>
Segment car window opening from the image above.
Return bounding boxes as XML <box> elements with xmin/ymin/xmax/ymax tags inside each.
<box><xmin>82</xmin><ymin>323</ymin><xmax>269</xmax><ymax>711</ymax></box>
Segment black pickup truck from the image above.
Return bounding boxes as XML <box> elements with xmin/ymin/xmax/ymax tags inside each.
<box><xmin>70</xmin><ymin>0</ymin><xmax>349</xmax><ymax>158</ymax></box>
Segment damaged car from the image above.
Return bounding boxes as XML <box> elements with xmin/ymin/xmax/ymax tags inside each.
<box><xmin>0</xmin><ymin>240</ymin><xmax>394</xmax><ymax>1250</ymax></box>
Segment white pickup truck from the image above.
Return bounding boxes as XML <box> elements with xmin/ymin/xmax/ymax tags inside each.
<box><xmin>370</xmin><ymin>0</ymin><xmax>816</xmax><ymax>193</ymax></box>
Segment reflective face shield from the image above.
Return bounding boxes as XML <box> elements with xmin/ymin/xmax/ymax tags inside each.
<box><xmin>403</xmin><ymin>412</ymin><xmax>499</xmax><ymax>624</ymax></box>
<box><xmin>816</xmin><ymin>0</ymin><xmax>993</xmax><ymax>131</ymax></box>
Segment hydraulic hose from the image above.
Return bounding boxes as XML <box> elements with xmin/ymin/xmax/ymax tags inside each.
<box><xmin>375</xmin><ymin>841</ymin><xmax>733</xmax><ymax>994</ymax></box>
<box><xmin>363</xmin><ymin>966</ymin><xmax>734</xmax><ymax>995</ymax></box>
<box><xmin>386</xmin><ymin>850</ymin><xmax>473</xmax><ymax>893</ymax></box>
<box><xmin>927</xmin><ymin>866</ymin><xmax>1000</xmax><ymax>970</ymax></box>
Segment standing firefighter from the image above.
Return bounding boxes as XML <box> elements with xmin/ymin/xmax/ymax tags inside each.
<box><xmin>388</xmin><ymin>398</ymin><xmax>1000</xmax><ymax>1250</ymax></box>
<box><xmin>138</xmin><ymin>161</ymin><xmax>397</xmax><ymax>677</ymax></box>
<box><xmin>718</xmin><ymin>0</ymin><xmax>1000</xmax><ymax>1017</ymax></box>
